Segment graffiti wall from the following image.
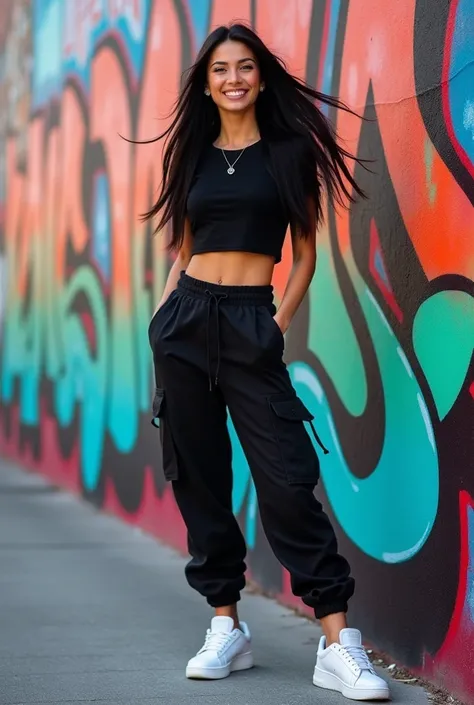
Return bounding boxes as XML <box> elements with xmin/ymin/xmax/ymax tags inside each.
<box><xmin>1</xmin><ymin>0</ymin><xmax>473</xmax><ymax>700</ymax></box>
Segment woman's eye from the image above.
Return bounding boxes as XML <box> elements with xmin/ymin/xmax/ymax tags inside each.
<box><xmin>241</xmin><ymin>65</ymin><xmax>253</xmax><ymax>71</ymax></box>
<box><xmin>213</xmin><ymin>67</ymin><xmax>225</xmax><ymax>73</ymax></box>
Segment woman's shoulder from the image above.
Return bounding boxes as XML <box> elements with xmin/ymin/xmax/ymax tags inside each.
<box><xmin>264</xmin><ymin>133</ymin><xmax>315</xmax><ymax>170</ymax></box>
<box><xmin>197</xmin><ymin>141</ymin><xmax>215</xmax><ymax>159</ymax></box>
<box><xmin>193</xmin><ymin>142</ymin><xmax>218</xmax><ymax>171</ymax></box>
<box><xmin>263</xmin><ymin>133</ymin><xmax>318</xmax><ymax>198</ymax></box>
<box><xmin>265</xmin><ymin>133</ymin><xmax>313</xmax><ymax>156</ymax></box>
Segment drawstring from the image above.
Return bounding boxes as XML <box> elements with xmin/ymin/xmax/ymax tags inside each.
<box><xmin>205</xmin><ymin>290</ymin><xmax>228</xmax><ymax>391</ymax></box>
<box><xmin>309</xmin><ymin>420</ymin><xmax>329</xmax><ymax>454</ymax></box>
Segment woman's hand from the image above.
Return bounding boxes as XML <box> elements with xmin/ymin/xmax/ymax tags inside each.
<box><xmin>273</xmin><ymin>204</ymin><xmax>317</xmax><ymax>336</ymax></box>
<box><xmin>153</xmin><ymin>300</ymin><xmax>166</xmax><ymax>317</ymax></box>
<box><xmin>151</xmin><ymin>218</ymin><xmax>193</xmax><ymax>318</ymax></box>
<box><xmin>273</xmin><ymin>312</ymin><xmax>289</xmax><ymax>335</ymax></box>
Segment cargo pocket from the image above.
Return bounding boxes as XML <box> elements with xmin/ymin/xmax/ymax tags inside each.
<box><xmin>268</xmin><ymin>393</ymin><xmax>328</xmax><ymax>484</ymax></box>
<box><xmin>151</xmin><ymin>388</ymin><xmax>179</xmax><ymax>481</ymax></box>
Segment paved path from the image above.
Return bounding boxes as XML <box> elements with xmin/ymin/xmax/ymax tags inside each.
<box><xmin>0</xmin><ymin>460</ymin><xmax>429</xmax><ymax>705</ymax></box>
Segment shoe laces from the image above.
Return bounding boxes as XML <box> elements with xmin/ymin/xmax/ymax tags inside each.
<box><xmin>340</xmin><ymin>644</ymin><xmax>375</xmax><ymax>674</ymax></box>
<box><xmin>198</xmin><ymin>629</ymin><xmax>234</xmax><ymax>655</ymax></box>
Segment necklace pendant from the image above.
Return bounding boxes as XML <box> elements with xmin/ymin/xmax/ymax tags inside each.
<box><xmin>227</xmin><ymin>167</ymin><xmax>235</xmax><ymax>175</ymax></box>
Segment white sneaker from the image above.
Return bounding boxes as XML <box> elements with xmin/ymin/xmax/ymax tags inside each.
<box><xmin>186</xmin><ymin>616</ymin><xmax>253</xmax><ymax>680</ymax></box>
<box><xmin>313</xmin><ymin>628</ymin><xmax>391</xmax><ymax>701</ymax></box>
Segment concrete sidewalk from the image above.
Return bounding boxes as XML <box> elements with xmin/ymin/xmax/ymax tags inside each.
<box><xmin>0</xmin><ymin>459</ymin><xmax>429</xmax><ymax>705</ymax></box>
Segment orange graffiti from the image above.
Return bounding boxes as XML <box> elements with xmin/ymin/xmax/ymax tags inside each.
<box><xmin>335</xmin><ymin>0</ymin><xmax>473</xmax><ymax>280</ymax></box>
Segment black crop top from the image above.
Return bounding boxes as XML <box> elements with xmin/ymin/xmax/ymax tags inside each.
<box><xmin>187</xmin><ymin>141</ymin><xmax>289</xmax><ymax>263</ymax></box>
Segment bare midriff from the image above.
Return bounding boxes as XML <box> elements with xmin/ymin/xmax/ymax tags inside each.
<box><xmin>185</xmin><ymin>251</ymin><xmax>275</xmax><ymax>287</ymax></box>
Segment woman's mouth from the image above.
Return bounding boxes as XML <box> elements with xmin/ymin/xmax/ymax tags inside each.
<box><xmin>223</xmin><ymin>89</ymin><xmax>248</xmax><ymax>100</ymax></box>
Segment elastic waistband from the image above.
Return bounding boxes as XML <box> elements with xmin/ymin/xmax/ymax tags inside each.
<box><xmin>177</xmin><ymin>272</ymin><xmax>274</xmax><ymax>306</ymax></box>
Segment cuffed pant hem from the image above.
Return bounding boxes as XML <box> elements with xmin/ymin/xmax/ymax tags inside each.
<box><xmin>313</xmin><ymin>601</ymin><xmax>348</xmax><ymax>620</ymax></box>
<box><xmin>206</xmin><ymin>593</ymin><xmax>241</xmax><ymax>608</ymax></box>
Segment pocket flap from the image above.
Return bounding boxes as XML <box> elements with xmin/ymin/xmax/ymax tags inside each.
<box><xmin>151</xmin><ymin>388</ymin><xmax>165</xmax><ymax>428</ymax></box>
<box><xmin>270</xmin><ymin>396</ymin><xmax>314</xmax><ymax>422</ymax></box>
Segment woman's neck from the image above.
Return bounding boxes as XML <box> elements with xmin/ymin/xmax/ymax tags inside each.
<box><xmin>215</xmin><ymin>110</ymin><xmax>260</xmax><ymax>150</ymax></box>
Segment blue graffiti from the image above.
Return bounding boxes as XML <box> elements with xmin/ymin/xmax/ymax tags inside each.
<box><xmin>289</xmin><ymin>259</ymin><xmax>440</xmax><ymax>565</ymax></box>
<box><xmin>447</xmin><ymin>0</ymin><xmax>474</xmax><ymax>167</ymax></box>
<box><xmin>91</xmin><ymin>172</ymin><xmax>111</xmax><ymax>282</ymax></box>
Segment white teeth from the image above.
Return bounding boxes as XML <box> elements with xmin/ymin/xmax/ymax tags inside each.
<box><xmin>225</xmin><ymin>91</ymin><xmax>246</xmax><ymax>97</ymax></box>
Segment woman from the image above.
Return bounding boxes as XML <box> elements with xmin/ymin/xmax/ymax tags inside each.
<box><xmin>145</xmin><ymin>23</ymin><xmax>390</xmax><ymax>702</ymax></box>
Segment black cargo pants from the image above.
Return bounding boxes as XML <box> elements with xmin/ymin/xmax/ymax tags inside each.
<box><xmin>149</xmin><ymin>272</ymin><xmax>354</xmax><ymax>619</ymax></box>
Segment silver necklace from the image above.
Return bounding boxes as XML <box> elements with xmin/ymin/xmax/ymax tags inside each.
<box><xmin>221</xmin><ymin>146</ymin><xmax>247</xmax><ymax>175</ymax></box>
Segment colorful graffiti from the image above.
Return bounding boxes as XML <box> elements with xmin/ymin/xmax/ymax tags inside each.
<box><xmin>1</xmin><ymin>0</ymin><xmax>473</xmax><ymax>700</ymax></box>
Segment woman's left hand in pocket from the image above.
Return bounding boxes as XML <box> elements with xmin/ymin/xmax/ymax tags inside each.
<box><xmin>273</xmin><ymin>313</ymin><xmax>288</xmax><ymax>335</ymax></box>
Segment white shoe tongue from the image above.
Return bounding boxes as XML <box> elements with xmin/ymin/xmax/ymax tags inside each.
<box><xmin>210</xmin><ymin>616</ymin><xmax>235</xmax><ymax>634</ymax></box>
<box><xmin>339</xmin><ymin>628</ymin><xmax>362</xmax><ymax>647</ymax></box>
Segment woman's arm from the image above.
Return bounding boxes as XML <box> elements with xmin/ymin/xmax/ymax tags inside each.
<box><xmin>153</xmin><ymin>218</ymin><xmax>193</xmax><ymax>314</ymax></box>
<box><xmin>273</xmin><ymin>205</ymin><xmax>317</xmax><ymax>334</ymax></box>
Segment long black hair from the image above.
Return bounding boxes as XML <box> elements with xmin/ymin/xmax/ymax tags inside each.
<box><xmin>142</xmin><ymin>22</ymin><xmax>365</xmax><ymax>250</ymax></box>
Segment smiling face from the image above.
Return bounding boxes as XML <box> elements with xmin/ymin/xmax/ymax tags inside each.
<box><xmin>206</xmin><ymin>40</ymin><xmax>262</xmax><ymax>114</ymax></box>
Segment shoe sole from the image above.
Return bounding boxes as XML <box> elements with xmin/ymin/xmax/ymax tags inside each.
<box><xmin>186</xmin><ymin>651</ymin><xmax>254</xmax><ymax>680</ymax></box>
<box><xmin>313</xmin><ymin>667</ymin><xmax>391</xmax><ymax>701</ymax></box>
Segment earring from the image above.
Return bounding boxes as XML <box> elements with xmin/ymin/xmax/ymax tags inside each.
<box><xmin>259</xmin><ymin>84</ymin><xmax>265</xmax><ymax>92</ymax></box>
<box><xmin>204</xmin><ymin>88</ymin><xmax>210</xmax><ymax>96</ymax></box>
